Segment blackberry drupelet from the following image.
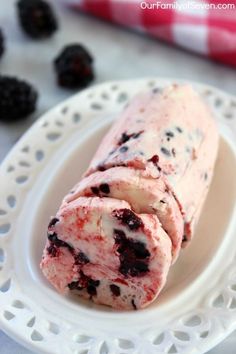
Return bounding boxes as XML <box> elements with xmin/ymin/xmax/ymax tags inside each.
<box><xmin>54</xmin><ymin>44</ymin><xmax>94</xmax><ymax>89</ymax></box>
<box><xmin>0</xmin><ymin>29</ymin><xmax>4</xmax><ymax>58</ymax></box>
<box><xmin>113</xmin><ymin>209</ymin><xmax>144</xmax><ymax>231</ymax></box>
<box><xmin>0</xmin><ymin>76</ymin><xmax>38</xmax><ymax>121</ymax></box>
<box><xmin>17</xmin><ymin>0</ymin><xmax>58</xmax><ymax>39</ymax></box>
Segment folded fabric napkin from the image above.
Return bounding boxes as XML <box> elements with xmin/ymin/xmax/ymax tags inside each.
<box><xmin>65</xmin><ymin>0</ymin><xmax>236</xmax><ymax>67</ymax></box>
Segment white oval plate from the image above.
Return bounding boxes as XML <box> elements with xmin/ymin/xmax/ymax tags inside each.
<box><xmin>0</xmin><ymin>78</ymin><xmax>236</xmax><ymax>354</ymax></box>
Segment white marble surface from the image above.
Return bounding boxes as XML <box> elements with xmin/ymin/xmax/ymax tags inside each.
<box><xmin>0</xmin><ymin>0</ymin><xmax>236</xmax><ymax>353</ymax></box>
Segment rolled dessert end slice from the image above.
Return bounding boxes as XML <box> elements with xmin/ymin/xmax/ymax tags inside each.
<box><xmin>40</xmin><ymin>197</ymin><xmax>172</xmax><ymax>310</ymax></box>
<box><xmin>64</xmin><ymin>167</ymin><xmax>183</xmax><ymax>262</ymax></box>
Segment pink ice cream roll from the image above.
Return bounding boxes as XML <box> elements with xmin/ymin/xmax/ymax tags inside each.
<box><xmin>41</xmin><ymin>84</ymin><xmax>219</xmax><ymax>310</ymax></box>
<box><xmin>40</xmin><ymin>197</ymin><xmax>172</xmax><ymax>310</ymax></box>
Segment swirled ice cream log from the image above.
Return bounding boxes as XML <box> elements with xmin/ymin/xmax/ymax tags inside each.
<box><xmin>41</xmin><ymin>84</ymin><xmax>219</xmax><ymax>310</ymax></box>
<box><xmin>40</xmin><ymin>197</ymin><xmax>172</xmax><ymax>310</ymax></box>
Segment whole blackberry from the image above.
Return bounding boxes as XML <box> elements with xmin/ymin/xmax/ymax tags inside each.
<box><xmin>54</xmin><ymin>44</ymin><xmax>94</xmax><ymax>89</ymax></box>
<box><xmin>17</xmin><ymin>0</ymin><xmax>58</xmax><ymax>39</ymax></box>
<box><xmin>0</xmin><ymin>29</ymin><xmax>4</xmax><ymax>58</ymax></box>
<box><xmin>0</xmin><ymin>76</ymin><xmax>38</xmax><ymax>122</ymax></box>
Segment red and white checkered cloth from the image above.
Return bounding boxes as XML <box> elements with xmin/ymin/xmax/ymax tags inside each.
<box><xmin>65</xmin><ymin>0</ymin><xmax>236</xmax><ymax>67</ymax></box>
